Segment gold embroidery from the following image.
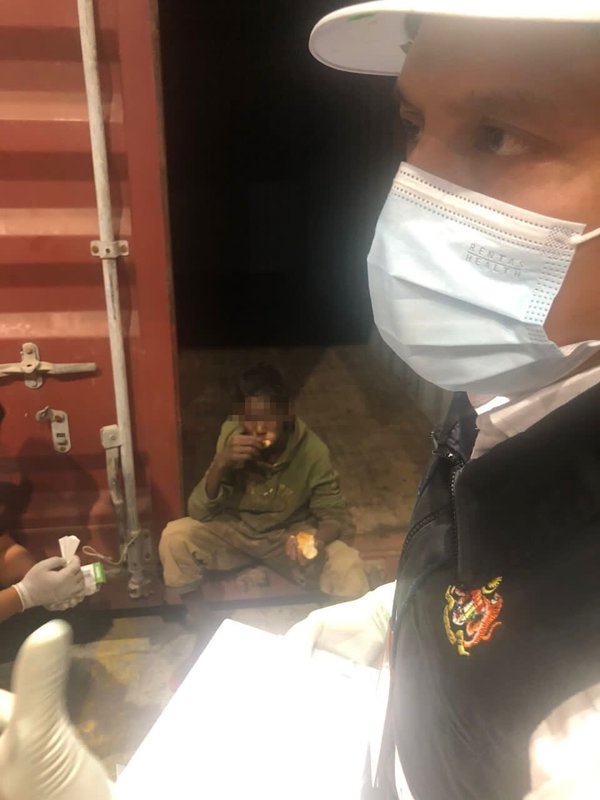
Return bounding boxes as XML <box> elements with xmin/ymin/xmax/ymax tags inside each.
<box><xmin>444</xmin><ymin>577</ymin><xmax>503</xmax><ymax>657</ymax></box>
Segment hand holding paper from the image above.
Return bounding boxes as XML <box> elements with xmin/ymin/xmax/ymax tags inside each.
<box><xmin>49</xmin><ymin>535</ymin><xmax>106</xmax><ymax>608</ymax></box>
<box><xmin>14</xmin><ymin>557</ymin><xmax>84</xmax><ymax>611</ymax></box>
<box><xmin>13</xmin><ymin>535</ymin><xmax>106</xmax><ymax>612</ymax></box>
<box><xmin>45</xmin><ymin>535</ymin><xmax>88</xmax><ymax>610</ymax></box>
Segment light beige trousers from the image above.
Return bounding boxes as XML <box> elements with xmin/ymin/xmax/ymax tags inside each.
<box><xmin>159</xmin><ymin>515</ymin><xmax>369</xmax><ymax>599</ymax></box>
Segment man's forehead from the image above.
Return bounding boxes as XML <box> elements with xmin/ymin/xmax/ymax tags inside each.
<box><xmin>398</xmin><ymin>17</ymin><xmax>600</xmax><ymax>119</ymax></box>
<box><xmin>236</xmin><ymin>395</ymin><xmax>288</xmax><ymax>418</ymax></box>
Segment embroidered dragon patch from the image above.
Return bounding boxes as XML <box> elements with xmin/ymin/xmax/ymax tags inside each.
<box><xmin>443</xmin><ymin>577</ymin><xmax>503</xmax><ymax>656</ymax></box>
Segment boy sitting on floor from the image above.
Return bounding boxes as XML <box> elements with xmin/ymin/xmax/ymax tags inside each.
<box><xmin>159</xmin><ymin>364</ymin><xmax>369</xmax><ymax>618</ymax></box>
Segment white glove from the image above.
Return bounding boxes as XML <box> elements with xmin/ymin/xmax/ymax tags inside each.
<box><xmin>0</xmin><ymin>688</ymin><xmax>14</xmax><ymax>731</ymax></box>
<box><xmin>44</xmin><ymin>592</ymin><xmax>86</xmax><ymax>612</ymax></box>
<box><xmin>13</xmin><ymin>556</ymin><xmax>85</xmax><ymax>611</ymax></box>
<box><xmin>284</xmin><ymin>581</ymin><xmax>396</xmax><ymax>666</ymax></box>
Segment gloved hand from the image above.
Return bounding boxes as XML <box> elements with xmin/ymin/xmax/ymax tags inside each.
<box><xmin>0</xmin><ymin>688</ymin><xmax>14</xmax><ymax>731</ymax></box>
<box><xmin>13</xmin><ymin>556</ymin><xmax>84</xmax><ymax>611</ymax></box>
<box><xmin>44</xmin><ymin>592</ymin><xmax>86</xmax><ymax>612</ymax></box>
<box><xmin>284</xmin><ymin>581</ymin><xmax>396</xmax><ymax>667</ymax></box>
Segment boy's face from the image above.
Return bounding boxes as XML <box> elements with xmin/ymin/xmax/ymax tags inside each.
<box><xmin>240</xmin><ymin>395</ymin><xmax>291</xmax><ymax>450</ymax></box>
<box><xmin>398</xmin><ymin>18</ymin><xmax>600</xmax><ymax>346</ymax></box>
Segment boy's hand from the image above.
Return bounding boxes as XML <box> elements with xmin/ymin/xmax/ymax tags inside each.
<box><xmin>286</xmin><ymin>533</ymin><xmax>320</xmax><ymax>566</ymax></box>
<box><xmin>286</xmin><ymin>534</ymin><xmax>308</xmax><ymax>566</ymax></box>
<box><xmin>218</xmin><ymin>434</ymin><xmax>262</xmax><ymax>469</ymax></box>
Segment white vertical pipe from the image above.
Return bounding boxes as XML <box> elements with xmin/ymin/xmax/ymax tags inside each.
<box><xmin>77</xmin><ymin>0</ymin><xmax>140</xmax><ymax>541</ymax></box>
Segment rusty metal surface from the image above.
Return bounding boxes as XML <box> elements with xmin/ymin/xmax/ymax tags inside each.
<box><xmin>0</xmin><ymin>0</ymin><xmax>181</xmax><ymax>600</ymax></box>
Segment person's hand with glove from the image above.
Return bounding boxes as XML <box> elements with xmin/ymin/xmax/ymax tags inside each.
<box><xmin>13</xmin><ymin>556</ymin><xmax>85</xmax><ymax>612</ymax></box>
<box><xmin>284</xmin><ymin>581</ymin><xmax>396</xmax><ymax>667</ymax></box>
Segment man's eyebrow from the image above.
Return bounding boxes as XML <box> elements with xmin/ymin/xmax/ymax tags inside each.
<box><xmin>394</xmin><ymin>85</ymin><xmax>556</xmax><ymax>119</ymax></box>
<box><xmin>450</xmin><ymin>90</ymin><xmax>557</xmax><ymax>119</ymax></box>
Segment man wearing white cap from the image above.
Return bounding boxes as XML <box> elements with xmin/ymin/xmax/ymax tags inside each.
<box><xmin>287</xmin><ymin>2</ymin><xmax>600</xmax><ymax>798</ymax></box>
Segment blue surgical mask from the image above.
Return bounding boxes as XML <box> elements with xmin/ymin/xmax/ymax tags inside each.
<box><xmin>368</xmin><ymin>163</ymin><xmax>600</xmax><ymax>396</ymax></box>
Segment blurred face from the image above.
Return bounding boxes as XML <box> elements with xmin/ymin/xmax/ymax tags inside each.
<box><xmin>398</xmin><ymin>18</ymin><xmax>600</xmax><ymax>346</ymax></box>
<box><xmin>240</xmin><ymin>395</ymin><xmax>291</xmax><ymax>450</ymax></box>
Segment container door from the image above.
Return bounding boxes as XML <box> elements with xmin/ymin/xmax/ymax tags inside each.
<box><xmin>0</xmin><ymin>0</ymin><xmax>181</xmax><ymax>606</ymax></box>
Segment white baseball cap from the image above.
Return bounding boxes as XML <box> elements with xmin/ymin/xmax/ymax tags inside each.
<box><xmin>309</xmin><ymin>0</ymin><xmax>600</xmax><ymax>76</ymax></box>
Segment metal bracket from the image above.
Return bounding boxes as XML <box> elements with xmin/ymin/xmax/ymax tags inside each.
<box><xmin>0</xmin><ymin>342</ymin><xmax>97</xmax><ymax>389</ymax></box>
<box><xmin>126</xmin><ymin>529</ymin><xmax>154</xmax><ymax>599</ymax></box>
<box><xmin>100</xmin><ymin>423</ymin><xmax>127</xmax><ymax>548</ymax></box>
<box><xmin>21</xmin><ymin>342</ymin><xmax>43</xmax><ymax>389</ymax></box>
<box><xmin>36</xmin><ymin>407</ymin><xmax>72</xmax><ymax>453</ymax></box>
<box><xmin>90</xmin><ymin>240</ymin><xmax>129</xmax><ymax>258</ymax></box>
<box><xmin>99</xmin><ymin>425</ymin><xmax>155</xmax><ymax>599</ymax></box>
<box><xmin>100</xmin><ymin>424</ymin><xmax>122</xmax><ymax>450</ymax></box>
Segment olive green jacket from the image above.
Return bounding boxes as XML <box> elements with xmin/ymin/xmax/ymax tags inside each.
<box><xmin>188</xmin><ymin>418</ymin><xmax>348</xmax><ymax>534</ymax></box>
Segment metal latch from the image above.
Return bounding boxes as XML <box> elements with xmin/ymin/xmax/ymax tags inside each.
<box><xmin>0</xmin><ymin>343</ymin><xmax>97</xmax><ymax>389</ymax></box>
<box><xmin>100</xmin><ymin>424</ymin><xmax>126</xmax><ymax>539</ymax></box>
<box><xmin>36</xmin><ymin>407</ymin><xmax>72</xmax><ymax>453</ymax></box>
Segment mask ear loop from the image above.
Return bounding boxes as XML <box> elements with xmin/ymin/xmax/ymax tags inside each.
<box><xmin>569</xmin><ymin>227</ymin><xmax>600</xmax><ymax>245</ymax></box>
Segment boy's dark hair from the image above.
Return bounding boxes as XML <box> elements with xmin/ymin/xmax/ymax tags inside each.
<box><xmin>233</xmin><ymin>364</ymin><xmax>290</xmax><ymax>408</ymax></box>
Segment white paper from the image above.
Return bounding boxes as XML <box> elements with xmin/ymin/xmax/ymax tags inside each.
<box><xmin>58</xmin><ymin>535</ymin><xmax>80</xmax><ymax>563</ymax></box>
<box><xmin>116</xmin><ymin>619</ymin><xmax>379</xmax><ymax>800</ymax></box>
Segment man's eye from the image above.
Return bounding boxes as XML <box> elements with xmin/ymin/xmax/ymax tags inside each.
<box><xmin>478</xmin><ymin>126</ymin><xmax>530</xmax><ymax>156</ymax></box>
<box><xmin>399</xmin><ymin>116</ymin><xmax>422</xmax><ymax>146</ymax></box>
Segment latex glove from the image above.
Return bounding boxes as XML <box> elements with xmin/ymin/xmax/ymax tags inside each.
<box><xmin>13</xmin><ymin>556</ymin><xmax>84</xmax><ymax>611</ymax></box>
<box><xmin>0</xmin><ymin>688</ymin><xmax>14</xmax><ymax>731</ymax></box>
<box><xmin>45</xmin><ymin>591</ymin><xmax>86</xmax><ymax>612</ymax></box>
<box><xmin>284</xmin><ymin>581</ymin><xmax>396</xmax><ymax>667</ymax></box>
<box><xmin>0</xmin><ymin>620</ymin><xmax>115</xmax><ymax>800</ymax></box>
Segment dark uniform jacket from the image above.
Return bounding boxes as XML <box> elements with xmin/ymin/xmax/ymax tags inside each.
<box><xmin>381</xmin><ymin>386</ymin><xmax>600</xmax><ymax>800</ymax></box>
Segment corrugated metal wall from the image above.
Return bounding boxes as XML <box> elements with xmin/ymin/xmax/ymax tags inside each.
<box><xmin>0</xmin><ymin>1</ymin><xmax>181</xmax><ymax>580</ymax></box>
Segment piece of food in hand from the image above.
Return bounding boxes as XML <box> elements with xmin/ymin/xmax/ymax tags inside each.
<box><xmin>296</xmin><ymin>532</ymin><xmax>318</xmax><ymax>560</ymax></box>
<box><xmin>262</xmin><ymin>437</ymin><xmax>273</xmax><ymax>449</ymax></box>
